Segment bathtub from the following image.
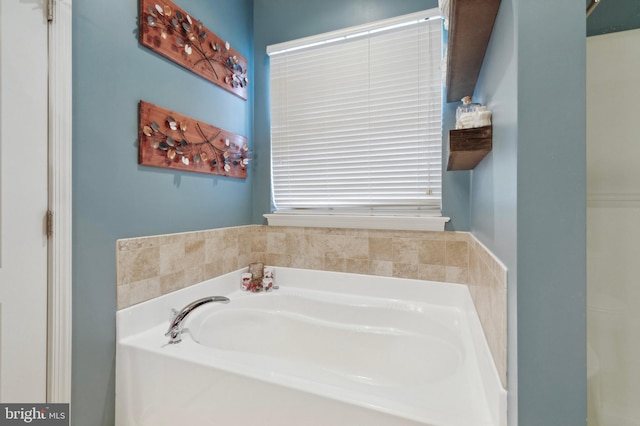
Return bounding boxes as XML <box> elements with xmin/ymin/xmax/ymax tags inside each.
<box><xmin>116</xmin><ymin>267</ymin><xmax>506</xmax><ymax>426</ymax></box>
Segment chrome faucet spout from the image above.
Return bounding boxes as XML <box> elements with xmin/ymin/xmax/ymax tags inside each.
<box><xmin>165</xmin><ymin>296</ymin><xmax>230</xmax><ymax>344</ymax></box>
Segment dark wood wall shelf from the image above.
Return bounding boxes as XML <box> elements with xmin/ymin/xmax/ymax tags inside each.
<box><xmin>447</xmin><ymin>126</ymin><xmax>492</xmax><ymax>171</ymax></box>
<box><xmin>445</xmin><ymin>0</ymin><xmax>502</xmax><ymax>103</ymax></box>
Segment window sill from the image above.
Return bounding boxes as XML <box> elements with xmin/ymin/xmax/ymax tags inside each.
<box><xmin>263</xmin><ymin>214</ymin><xmax>450</xmax><ymax>232</ymax></box>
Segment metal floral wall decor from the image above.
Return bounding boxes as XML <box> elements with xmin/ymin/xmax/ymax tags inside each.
<box><xmin>139</xmin><ymin>0</ymin><xmax>249</xmax><ymax>100</ymax></box>
<box><xmin>138</xmin><ymin>100</ymin><xmax>250</xmax><ymax>179</ymax></box>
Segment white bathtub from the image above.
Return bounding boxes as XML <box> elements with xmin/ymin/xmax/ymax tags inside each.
<box><xmin>116</xmin><ymin>267</ymin><xmax>506</xmax><ymax>426</ymax></box>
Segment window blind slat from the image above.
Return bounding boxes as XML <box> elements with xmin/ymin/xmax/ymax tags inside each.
<box><xmin>269</xmin><ymin>13</ymin><xmax>442</xmax><ymax>212</ymax></box>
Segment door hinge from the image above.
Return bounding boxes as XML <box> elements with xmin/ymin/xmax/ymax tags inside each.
<box><xmin>46</xmin><ymin>210</ymin><xmax>54</xmax><ymax>238</ymax></box>
<box><xmin>47</xmin><ymin>0</ymin><xmax>54</xmax><ymax>22</ymax></box>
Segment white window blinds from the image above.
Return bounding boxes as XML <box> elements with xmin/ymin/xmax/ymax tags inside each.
<box><xmin>268</xmin><ymin>11</ymin><xmax>442</xmax><ymax>214</ymax></box>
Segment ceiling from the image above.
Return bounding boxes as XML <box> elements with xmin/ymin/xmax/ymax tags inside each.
<box><xmin>587</xmin><ymin>0</ymin><xmax>640</xmax><ymax>36</ymax></box>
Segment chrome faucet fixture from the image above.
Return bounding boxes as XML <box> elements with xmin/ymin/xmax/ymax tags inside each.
<box><xmin>165</xmin><ymin>296</ymin><xmax>230</xmax><ymax>344</ymax></box>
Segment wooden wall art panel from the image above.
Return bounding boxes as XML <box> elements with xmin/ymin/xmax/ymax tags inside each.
<box><xmin>139</xmin><ymin>0</ymin><xmax>248</xmax><ymax>100</ymax></box>
<box><xmin>138</xmin><ymin>101</ymin><xmax>249</xmax><ymax>179</ymax></box>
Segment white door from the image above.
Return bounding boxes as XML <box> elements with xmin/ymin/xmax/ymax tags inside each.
<box><xmin>0</xmin><ymin>1</ymin><xmax>49</xmax><ymax>401</ymax></box>
<box><xmin>587</xmin><ymin>28</ymin><xmax>640</xmax><ymax>425</ymax></box>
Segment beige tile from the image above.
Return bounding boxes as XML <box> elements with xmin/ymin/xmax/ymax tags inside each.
<box><xmin>393</xmin><ymin>237</ymin><xmax>420</xmax><ymax>252</ymax></box>
<box><xmin>476</xmin><ymin>245</ymin><xmax>492</xmax><ymax>269</ymax></box>
<box><xmin>247</xmin><ymin>224</ymin><xmax>266</xmax><ymax>233</ymax></box>
<box><xmin>119</xmin><ymin>246</ymin><xmax>160</xmax><ymax>285</ymax></box>
<box><xmin>498</xmin><ymin>268</ymin><xmax>508</xmax><ymax>289</ymax></box>
<box><xmin>448</xmin><ymin>234</ymin><xmax>507</xmax><ymax>388</ymax></box>
<box><xmin>445</xmin><ymin>231</ymin><xmax>470</xmax><ymax>242</ymax></box>
<box><xmin>222</xmin><ymin>233</ymin><xmax>239</xmax><ymax>259</ymax></box>
<box><xmin>184</xmin><ymin>239</ymin><xmax>205</xmax><ymax>269</ymax></box>
<box><xmin>485</xmin><ymin>287</ymin><xmax>507</xmax><ymax>387</ymax></box>
<box><xmin>308</xmin><ymin>234</ymin><xmax>327</xmax><ymax>256</ymax></box>
<box><xmin>344</xmin><ymin>237</ymin><xmax>369</xmax><ymax>259</ymax></box>
<box><xmin>116</xmin><ymin>284</ymin><xmax>131</xmax><ymax>310</ymax></box>
<box><xmin>199</xmin><ymin>228</ymin><xmax>217</xmax><ymax>240</ymax></box>
<box><xmin>265</xmin><ymin>253</ymin><xmax>292</xmax><ymax>267</ymax></box>
<box><xmin>446</xmin><ymin>240</ymin><xmax>469</xmax><ymax>267</ymax></box>
<box><xmin>305</xmin><ymin>226</ymin><xmax>331</xmax><ymax>235</ymax></box>
<box><xmin>483</xmin><ymin>252</ymin><xmax>497</xmax><ymax>278</ymax></box>
<box><xmin>369</xmin><ymin>238</ymin><xmax>393</xmax><ymax>261</ymax></box>
<box><xmin>467</xmin><ymin>249</ymin><xmax>478</xmax><ymax>285</ymax></box>
<box><xmin>184</xmin><ymin>265</ymin><xmax>206</xmax><ymax>287</ymax></box>
<box><xmin>390</xmin><ymin>230</ymin><xmax>421</xmax><ymax>239</ymax></box>
<box><xmin>467</xmin><ymin>278</ymin><xmax>480</xmax><ymax>305</ymax></box>
<box><xmin>324</xmin><ymin>256</ymin><xmax>346</xmax><ymax>273</ymax></box>
<box><xmin>128</xmin><ymin>277</ymin><xmax>161</xmax><ymax>306</ymax></box>
<box><xmin>393</xmin><ymin>263</ymin><xmax>418</xmax><ymax>279</ymax></box>
<box><xmin>222</xmin><ymin>257</ymin><xmax>239</xmax><ymax>274</ymax></box>
<box><xmin>392</xmin><ymin>238</ymin><xmax>419</xmax><ymax>264</ymax></box>
<box><xmin>476</xmin><ymin>259</ymin><xmax>490</xmax><ymax>289</ymax></box>
<box><xmin>219</xmin><ymin>229</ymin><xmax>239</xmax><ymax>260</ymax></box>
<box><xmin>272</xmin><ymin>225</ymin><xmax>305</xmax><ymax>235</ymax></box>
<box><xmin>471</xmin><ymin>283</ymin><xmax>492</xmax><ymax>327</ymax></box>
<box><xmin>184</xmin><ymin>230</ymin><xmax>210</xmax><ymax>242</ymax></box>
<box><xmin>418</xmin><ymin>240</ymin><xmax>445</xmax><ymax>265</ymax></box>
<box><xmin>418</xmin><ymin>231</ymin><xmax>447</xmax><ymax>241</ymax></box>
<box><xmin>247</xmin><ymin>252</ymin><xmax>267</xmax><ymax>265</ymax></box>
<box><xmin>205</xmin><ymin>261</ymin><xmax>224</xmax><ymax>279</ymax></box>
<box><xmin>237</xmin><ymin>229</ymin><xmax>253</xmax><ymax>253</ymax></box>
<box><xmin>158</xmin><ymin>232</ymin><xmax>186</xmax><ymax>246</ymax></box>
<box><xmin>117</xmin><ymin>237</ymin><xmax>159</xmax><ymax>252</ymax></box>
<box><xmin>267</xmin><ymin>232</ymin><xmax>287</xmax><ymax>254</ymax></box>
<box><xmin>418</xmin><ymin>264</ymin><xmax>446</xmax><ymax>282</ymax></box>
<box><xmin>344</xmin><ymin>228</ymin><xmax>369</xmax><ymax>237</ymax></box>
<box><xmin>222</xmin><ymin>244</ymin><xmax>240</xmax><ymax>264</ymax></box>
<box><xmin>159</xmin><ymin>242</ymin><xmax>185</xmax><ymax>275</ymax></box>
<box><xmin>160</xmin><ymin>270</ymin><xmax>186</xmax><ymax>294</ymax></box>
<box><xmin>367</xmin><ymin>229</ymin><xmax>395</xmax><ymax>239</ymax></box>
<box><xmin>205</xmin><ymin>237</ymin><xmax>223</xmax><ymax>264</ymax></box>
<box><xmin>322</xmin><ymin>234</ymin><xmax>349</xmax><ymax>257</ymax></box>
<box><xmin>221</xmin><ymin>227</ymin><xmax>240</xmax><ymax>241</ymax></box>
<box><xmin>237</xmin><ymin>253</ymin><xmax>254</xmax><ymax>271</ymax></box>
<box><xmin>285</xmin><ymin>234</ymin><xmax>316</xmax><ymax>256</ymax></box>
<box><xmin>346</xmin><ymin>258</ymin><xmax>370</xmax><ymax>275</ymax></box>
<box><xmin>319</xmin><ymin>227</ymin><xmax>347</xmax><ymax>236</ymax></box>
<box><xmin>290</xmin><ymin>256</ymin><xmax>324</xmax><ymax>271</ymax></box>
<box><xmin>251</xmin><ymin>232</ymin><xmax>268</xmax><ymax>252</ymax></box>
<box><xmin>446</xmin><ymin>266</ymin><xmax>469</xmax><ymax>284</ymax></box>
<box><xmin>116</xmin><ymin>250</ymin><xmax>124</xmax><ymax>286</ymax></box>
<box><xmin>370</xmin><ymin>260</ymin><xmax>393</xmax><ymax>277</ymax></box>
<box><xmin>493</xmin><ymin>259</ymin><xmax>508</xmax><ymax>286</ymax></box>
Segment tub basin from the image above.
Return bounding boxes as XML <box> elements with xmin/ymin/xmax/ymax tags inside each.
<box><xmin>116</xmin><ymin>267</ymin><xmax>506</xmax><ymax>426</ymax></box>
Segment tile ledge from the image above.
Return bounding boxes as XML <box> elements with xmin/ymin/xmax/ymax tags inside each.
<box><xmin>264</xmin><ymin>214</ymin><xmax>450</xmax><ymax>232</ymax></box>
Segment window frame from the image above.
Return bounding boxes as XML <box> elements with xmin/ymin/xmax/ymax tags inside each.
<box><xmin>266</xmin><ymin>9</ymin><xmax>449</xmax><ymax>231</ymax></box>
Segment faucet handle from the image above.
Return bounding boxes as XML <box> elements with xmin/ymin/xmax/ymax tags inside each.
<box><xmin>169</xmin><ymin>308</ymin><xmax>179</xmax><ymax>322</ymax></box>
<box><xmin>165</xmin><ymin>308</ymin><xmax>183</xmax><ymax>341</ymax></box>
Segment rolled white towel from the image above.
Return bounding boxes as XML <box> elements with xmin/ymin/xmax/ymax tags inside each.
<box><xmin>476</xmin><ymin>110</ymin><xmax>492</xmax><ymax>127</ymax></box>
<box><xmin>456</xmin><ymin>110</ymin><xmax>492</xmax><ymax>129</ymax></box>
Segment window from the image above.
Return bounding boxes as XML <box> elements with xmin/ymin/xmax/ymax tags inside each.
<box><xmin>268</xmin><ymin>10</ymin><xmax>443</xmax><ymax>219</ymax></box>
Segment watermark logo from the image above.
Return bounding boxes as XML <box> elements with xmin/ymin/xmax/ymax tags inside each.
<box><xmin>0</xmin><ymin>404</ymin><xmax>69</xmax><ymax>425</ymax></box>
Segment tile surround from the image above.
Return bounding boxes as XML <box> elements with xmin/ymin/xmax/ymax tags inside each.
<box><xmin>467</xmin><ymin>237</ymin><xmax>508</xmax><ymax>388</ymax></box>
<box><xmin>116</xmin><ymin>224</ymin><xmax>507</xmax><ymax>387</ymax></box>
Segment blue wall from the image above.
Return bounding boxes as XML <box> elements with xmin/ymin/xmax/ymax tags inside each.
<box><xmin>251</xmin><ymin>0</ymin><xmax>471</xmax><ymax>230</ymax></box>
<box><xmin>515</xmin><ymin>0</ymin><xmax>586</xmax><ymax>423</ymax></box>
<box><xmin>72</xmin><ymin>0</ymin><xmax>253</xmax><ymax>424</ymax></box>
<box><xmin>587</xmin><ymin>0</ymin><xmax>640</xmax><ymax>36</ymax></box>
<box><xmin>473</xmin><ymin>0</ymin><xmax>586</xmax><ymax>424</ymax></box>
